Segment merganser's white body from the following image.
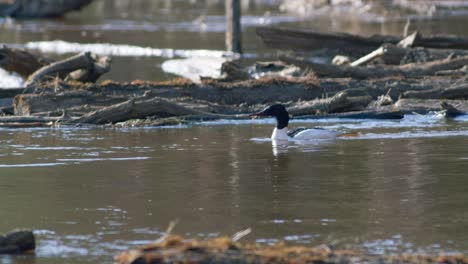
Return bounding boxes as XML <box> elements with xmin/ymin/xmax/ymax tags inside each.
<box><xmin>252</xmin><ymin>104</ymin><xmax>339</xmax><ymax>141</ymax></box>
<box><xmin>272</xmin><ymin>127</ymin><xmax>338</xmax><ymax>141</ymax></box>
<box><xmin>271</xmin><ymin>128</ymin><xmax>289</xmax><ymax>140</ymax></box>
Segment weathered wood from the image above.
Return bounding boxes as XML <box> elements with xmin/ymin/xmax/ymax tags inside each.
<box><xmin>402</xmin><ymin>83</ymin><xmax>468</xmax><ymax>99</ymax></box>
<box><xmin>0</xmin><ymin>116</ymin><xmax>59</xmax><ymax>123</ymax></box>
<box><xmin>0</xmin><ymin>0</ymin><xmax>93</xmax><ymax>18</ymax></box>
<box><xmin>225</xmin><ymin>0</ymin><xmax>242</xmax><ymax>53</ymax></box>
<box><xmin>350</xmin><ymin>46</ymin><xmax>386</xmax><ymax>67</ymax></box>
<box><xmin>0</xmin><ymin>46</ymin><xmax>47</xmax><ymax>77</ymax></box>
<box><xmin>26</xmin><ymin>52</ymin><xmax>110</xmax><ymax>86</ymax></box>
<box><xmin>13</xmin><ymin>91</ymin><xmax>127</xmax><ymax>116</ymax></box>
<box><xmin>72</xmin><ymin>96</ymin><xmax>216</xmax><ymax>125</ymax></box>
<box><xmin>257</xmin><ymin>27</ymin><xmax>468</xmax><ymax>55</ymax></box>
<box><xmin>294</xmin><ymin>110</ymin><xmax>404</xmax><ymax>120</ymax></box>
<box><xmin>288</xmin><ymin>91</ymin><xmax>373</xmax><ymax>115</ymax></box>
<box><xmin>285</xmin><ymin>55</ymin><xmax>468</xmax><ymax>79</ymax></box>
<box><xmin>15</xmin><ymin>75</ymin><xmax>468</xmax><ymax>117</ymax></box>
<box><xmin>66</xmin><ymin>55</ymin><xmax>112</xmax><ymax>83</ymax></box>
<box><xmin>398</xmin><ymin>31</ymin><xmax>420</xmax><ymax>48</ymax></box>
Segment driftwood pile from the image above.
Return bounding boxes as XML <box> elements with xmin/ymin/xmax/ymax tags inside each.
<box><xmin>115</xmin><ymin>234</ymin><xmax>468</xmax><ymax>264</ymax></box>
<box><xmin>0</xmin><ymin>27</ymin><xmax>468</xmax><ymax>127</ymax></box>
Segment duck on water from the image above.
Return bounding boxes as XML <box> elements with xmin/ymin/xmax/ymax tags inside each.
<box><xmin>250</xmin><ymin>104</ymin><xmax>339</xmax><ymax>140</ymax></box>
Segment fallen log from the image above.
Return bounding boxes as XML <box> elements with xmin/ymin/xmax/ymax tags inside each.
<box><xmin>350</xmin><ymin>43</ymin><xmax>468</xmax><ymax>66</ymax></box>
<box><xmin>25</xmin><ymin>52</ymin><xmax>110</xmax><ymax>86</ymax></box>
<box><xmin>285</xmin><ymin>55</ymin><xmax>468</xmax><ymax>79</ymax></box>
<box><xmin>14</xmin><ymin>76</ymin><xmax>467</xmax><ymax>117</ymax></box>
<box><xmin>402</xmin><ymin>83</ymin><xmax>468</xmax><ymax>99</ymax></box>
<box><xmin>0</xmin><ymin>46</ymin><xmax>47</xmax><ymax>78</ymax></box>
<box><xmin>71</xmin><ymin>97</ymin><xmax>213</xmax><ymax>125</ymax></box>
<box><xmin>257</xmin><ymin>27</ymin><xmax>468</xmax><ymax>55</ymax></box>
<box><xmin>288</xmin><ymin>91</ymin><xmax>373</xmax><ymax>115</ymax></box>
<box><xmin>0</xmin><ymin>0</ymin><xmax>93</xmax><ymax>18</ymax></box>
<box><xmin>294</xmin><ymin>110</ymin><xmax>404</xmax><ymax>120</ymax></box>
<box><xmin>13</xmin><ymin>91</ymin><xmax>127</xmax><ymax>116</ymax></box>
<box><xmin>0</xmin><ymin>116</ymin><xmax>59</xmax><ymax>123</ymax></box>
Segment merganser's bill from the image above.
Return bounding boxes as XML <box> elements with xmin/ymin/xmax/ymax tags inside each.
<box><xmin>250</xmin><ymin>104</ymin><xmax>339</xmax><ymax>140</ymax></box>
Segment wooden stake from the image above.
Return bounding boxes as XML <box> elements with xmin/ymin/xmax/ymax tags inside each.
<box><xmin>226</xmin><ymin>0</ymin><xmax>242</xmax><ymax>53</ymax></box>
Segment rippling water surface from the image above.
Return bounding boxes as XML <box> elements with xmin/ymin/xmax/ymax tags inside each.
<box><xmin>0</xmin><ymin>115</ymin><xmax>467</xmax><ymax>263</ymax></box>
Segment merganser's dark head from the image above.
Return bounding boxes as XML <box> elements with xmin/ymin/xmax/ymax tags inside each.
<box><xmin>250</xmin><ymin>104</ymin><xmax>289</xmax><ymax>129</ymax></box>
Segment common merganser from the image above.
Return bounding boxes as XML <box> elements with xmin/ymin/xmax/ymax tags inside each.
<box><xmin>250</xmin><ymin>104</ymin><xmax>339</xmax><ymax>140</ymax></box>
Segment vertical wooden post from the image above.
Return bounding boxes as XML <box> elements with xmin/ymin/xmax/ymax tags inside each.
<box><xmin>226</xmin><ymin>0</ymin><xmax>242</xmax><ymax>54</ymax></box>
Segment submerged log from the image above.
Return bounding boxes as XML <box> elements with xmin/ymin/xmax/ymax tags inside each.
<box><xmin>257</xmin><ymin>27</ymin><xmax>468</xmax><ymax>55</ymax></box>
<box><xmin>0</xmin><ymin>0</ymin><xmax>93</xmax><ymax>18</ymax></box>
<box><xmin>0</xmin><ymin>230</ymin><xmax>35</xmax><ymax>254</ymax></box>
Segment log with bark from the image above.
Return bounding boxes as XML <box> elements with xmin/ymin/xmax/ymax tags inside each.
<box><xmin>13</xmin><ymin>76</ymin><xmax>468</xmax><ymax>118</ymax></box>
<box><xmin>0</xmin><ymin>0</ymin><xmax>93</xmax><ymax>18</ymax></box>
<box><xmin>257</xmin><ymin>27</ymin><xmax>468</xmax><ymax>55</ymax></box>
<box><xmin>402</xmin><ymin>83</ymin><xmax>468</xmax><ymax>100</ymax></box>
<box><xmin>284</xmin><ymin>54</ymin><xmax>468</xmax><ymax>79</ymax></box>
<box><xmin>288</xmin><ymin>90</ymin><xmax>373</xmax><ymax>115</ymax></box>
<box><xmin>25</xmin><ymin>52</ymin><xmax>111</xmax><ymax>87</ymax></box>
<box><xmin>349</xmin><ymin>42</ymin><xmax>468</xmax><ymax>66</ymax></box>
<box><xmin>0</xmin><ymin>46</ymin><xmax>47</xmax><ymax>78</ymax></box>
<box><xmin>7</xmin><ymin>72</ymin><xmax>468</xmax><ymax>127</ymax></box>
<box><xmin>294</xmin><ymin>110</ymin><xmax>404</xmax><ymax>120</ymax></box>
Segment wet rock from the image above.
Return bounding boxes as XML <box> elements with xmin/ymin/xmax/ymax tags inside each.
<box><xmin>0</xmin><ymin>230</ymin><xmax>35</xmax><ymax>254</ymax></box>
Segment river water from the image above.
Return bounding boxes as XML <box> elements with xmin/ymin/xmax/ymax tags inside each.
<box><xmin>1</xmin><ymin>1</ymin><xmax>468</xmax><ymax>263</ymax></box>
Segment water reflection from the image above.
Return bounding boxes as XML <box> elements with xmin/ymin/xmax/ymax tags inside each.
<box><xmin>271</xmin><ymin>139</ymin><xmax>288</xmax><ymax>156</ymax></box>
<box><xmin>0</xmin><ymin>119</ymin><xmax>467</xmax><ymax>263</ymax></box>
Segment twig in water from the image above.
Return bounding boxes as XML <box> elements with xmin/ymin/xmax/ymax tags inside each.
<box><xmin>231</xmin><ymin>228</ymin><xmax>252</xmax><ymax>242</ymax></box>
<box><xmin>155</xmin><ymin>219</ymin><xmax>179</xmax><ymax>243</ymax></box>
